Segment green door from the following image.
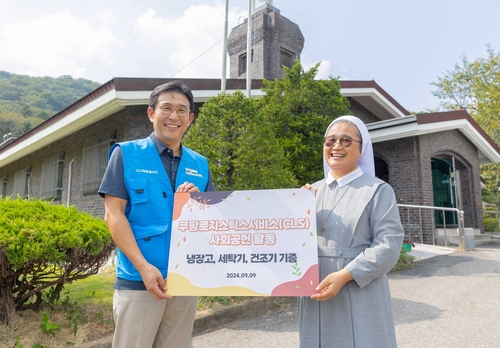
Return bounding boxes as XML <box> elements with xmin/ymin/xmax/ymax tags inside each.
<box><xmin>431</xmin><ymin>158</ymin><xmax>458</xmax><ymax>225</ymax></box>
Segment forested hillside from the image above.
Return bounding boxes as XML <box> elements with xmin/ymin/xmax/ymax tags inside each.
<box><xmin>0</xmin><ymin>71</ymin><xmax>101</xmax><ymax>138</ymax></box>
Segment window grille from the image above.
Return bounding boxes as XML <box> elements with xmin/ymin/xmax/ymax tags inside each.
<box><xmin>82</xmin><ymin>133</ymin><xmax>113</xmax><ymax>196</ymax></box>
<box><xmin>41</xmin><ymin>153</ymin><xmax>64</xmax><ymax>200</ymax></box>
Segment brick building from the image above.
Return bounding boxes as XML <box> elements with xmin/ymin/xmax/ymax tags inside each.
<box><xmin>228</xmin><ymin>2</ymin><xmax>304</xmax><ymax>80</ymax></box>
<box><xmin>367</xmin><ymin>111</ymin><xmax>499</xmax><ymax>243</ymax></box>
<box><xmin>1</xmin><ymin>3</ymin><xmax>499</xmax><ymax>244</ymax></box>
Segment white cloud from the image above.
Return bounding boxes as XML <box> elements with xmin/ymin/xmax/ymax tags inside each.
<box><xmin>0</xmin><ymin>10</ymin><xmax>123</xmax><ymax>78</ymax></box>
<box><xmin>97</xmin><ymin>10</ymin><xmax>119</xmax><ymax>25</ymax></box>
<box><xmin>303</xmin><ymin>59</ymin><xmax>332</xmax><ymax>79</ymax></box>
<box><xmin>133</xmin><ymin>3</ymin><xmax>246</xmax><ymax>78</ymax></box>
<box><xmin>133</xmin><ymin>9</ymin><xmax>164</xmax><ymax>39</ymax></box>
<box><xmin>315</xmin><ymin>60</ymin><xmax>332</xmax><ymax>79</ymax></box>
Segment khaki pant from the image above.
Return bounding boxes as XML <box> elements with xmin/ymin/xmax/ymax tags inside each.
<box><xmin>112</xmin><ymin>290</ymin><xmax>198</xmax><ymax>348</ymax></box>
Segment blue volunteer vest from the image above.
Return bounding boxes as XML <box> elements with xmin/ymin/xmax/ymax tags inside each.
<box><xmin>112</xmin><ymin>137</ymin><xmax>209</xmax><ymax>281</ymax></box>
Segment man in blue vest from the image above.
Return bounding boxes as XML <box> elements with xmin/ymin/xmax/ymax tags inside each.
<box><xmin>99</xmin><ymin>80</ymin><xmax>215</xmax><ymax>347</ymax></box>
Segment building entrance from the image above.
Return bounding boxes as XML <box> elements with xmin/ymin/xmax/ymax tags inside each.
<box><xmin>431</xmin><ymin>157</ymin><xmax>462</xmax><ymax>226</ymax></box>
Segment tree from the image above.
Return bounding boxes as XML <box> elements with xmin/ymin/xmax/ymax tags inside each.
<box><xmin>260</xmin><ymin>61</ymin><xmax>351</xmax><ymax>185</ymax></box>
<box><xmin>431</xmin><ymin>45</ymin><xmax>500</xmax><ymax>193</ymax></box>
<box><xmin>0</xmin><ymin>70</ymin><xmax>101</xmax><ymax>135</ymax></box>
<box><xmin>183</xmin><ymin>91</ymin><xmax>297</xmax><ymax>191</ymax></box>
<box><xmin>14</xmin><ymin>118</ymin><xmax>37</xmax><ymax>135</ymax></box>
<box><xmin>0</xmin><ymin>197</ymin><xmax>114</xmax><ymax>324</ymax></box>
<box><xmin>0</xmin><ymin>111</ymin><xmax>22</xmax><ymax>137</ymax></box>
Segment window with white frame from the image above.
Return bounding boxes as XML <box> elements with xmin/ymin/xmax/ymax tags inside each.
<box><xmin>1</xmin><ymin>176</ymin><xmax>6</xmax><ymax>197</ymax></box>
<box><xmin>82</xmin><ymin>133</ymin><xmax>113</xmax><ymax>196</ymax></box>
<box><xmin>13</xmin><ymin>168</ymin><xmax>29</xmax><ymax>198</ymax></box>
<box><xmin>41</xmin><ymin>153</ymin><xmax>64</xmax><ymax>200</ymax></box>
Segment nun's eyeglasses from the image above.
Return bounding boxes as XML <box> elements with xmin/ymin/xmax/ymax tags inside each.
<box><xmin>323</xmin><ymin>136</ymin><xmax>362</xmax><ymax>148</ymax></box>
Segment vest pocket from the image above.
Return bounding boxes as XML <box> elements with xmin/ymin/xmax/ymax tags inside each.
<box><xmin>136</xmin><ymin>230</ymin><xmax>168</xmax><ymax>270</ymax></box>
<box><xmin>129</xmin><ymin>178</ymin><xmax>148</xmax><ymax>204</ymax></box>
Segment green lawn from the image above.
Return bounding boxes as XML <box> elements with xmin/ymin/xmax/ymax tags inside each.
<box><xmin>63</xmin><ymin>272</ymin><xmax>115</xmax><ymax>307</ymax></box>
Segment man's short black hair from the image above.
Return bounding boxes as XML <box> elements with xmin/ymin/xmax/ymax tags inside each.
<box><xmin>149</xmin><ymin>80</ymin><xmax>195</xmax><ymax>113</ymax></box>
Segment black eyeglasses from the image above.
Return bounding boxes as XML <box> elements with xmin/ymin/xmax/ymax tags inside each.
<box><xmin>323</xmin><ymin>135</ymin><xmax>362</xmax><ymax>148</ymax></box>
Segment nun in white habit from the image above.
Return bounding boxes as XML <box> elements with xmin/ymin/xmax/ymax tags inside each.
<box><xmin>298</xmin><ymin>115</ymin><xmax>404</xmax><ymax>347</ymax></box>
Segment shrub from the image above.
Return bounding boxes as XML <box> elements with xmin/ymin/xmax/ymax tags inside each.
<box><xmin>483</xmin><ymin>216</ymin><xmax>500</xmax><ymax>232</ymax></box>
<box><xmin>391</xmin><ymin>248</ymin><xmax>414</xmax><ymax>272</ymax></box>
<box><xmin>0</xmin><ymin>197</ymin><xmax>114</xmax><ymax>324</ymax></box>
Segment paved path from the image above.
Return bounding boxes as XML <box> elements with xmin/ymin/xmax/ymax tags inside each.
<box><xmin>192</xmin><ymin>244</ymin><xmax>500</xmax><ymax>347</ymax></box>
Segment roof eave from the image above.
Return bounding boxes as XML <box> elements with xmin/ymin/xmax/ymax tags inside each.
<box><xmin>368</xmin><ymin>116</ymin><xmax>500</xmax><ymax>165</ymax></box>
<box><xmin>0</xmin><ymin>86</ymin><xmax>265</xmax><ymax>168</ymax></box>
<box><xmin>341</xmin><ymin>87</ymin><xmax>407</xmax><ymax>119</ymax></box>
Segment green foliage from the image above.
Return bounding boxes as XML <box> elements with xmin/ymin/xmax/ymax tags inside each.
<box><xmin>184</xmin><ymin>90</ymin><xmax>297</xmax><ymax>190</ymax></box>
<box><xmin>13</xmin><ymin>335</ymin><xmax>49</xmax><ymax>348</ymax></box>
<box><xmin>57</xmin><ymin>292</ymin><xmax>89</xmax><ymax>336</ymax></box>
<box><xmin>197</xmin><ymin>296</ymin><xmax>231</xmax><ymax>310</ymax></box>
<box><xmin>483</xmin><ymin>216</ymin><xmax>500</xmax><ymax>232</ymax></box>
<box><xmin>0</xmin><ymin>198</ymin><xmax>111</xmax><ymax>268</ymax></box>
<box><xmin>431</xmin><ymin>45</ymin><xmax>500</xmax><ymax>193</ymax></box>
<box><xmin>391</xmin><ymin>248</ymin><xmax>415</xmax><ymax>272</ymax></box>
<box><xmin>482</xmin><ymin>191</ymin><xmax>499</xmax><ymax>205</ymax></box>
<box><xmin>260</xmin><ymin>61</ymin><xmax>351</xmax><ymax>184</ymax></box>
<box><xmin>481</xmin><ymin>164</ymin><xmax>500</xmax><ymax>196</ymax></box>
<box><xmin>39</xmin><ymin>312</ymin><xmax>60</xmax><ymax>336</ymax></box>
<box><xmin>0</xmin><ymin>197</ymin><xmax>114</xmax><ymax>324</ymax></box>
<box><xmin>14</xmin><ymin>335</ymin><xmax>23</xmax><ymax>348</ymax></box>
<box><xmin>0</xmin><ymin>70</ymin><xmax>100</xmax><ymax>136</ymax></box>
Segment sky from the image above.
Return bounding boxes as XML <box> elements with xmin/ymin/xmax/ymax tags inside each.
<box><xmin>1</xmin><ymin>0</ymin><xmax>499</xmax><ymax>112</ymax></box>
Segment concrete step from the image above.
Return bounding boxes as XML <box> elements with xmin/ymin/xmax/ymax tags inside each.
<box><xmin>440</xmin><ymin>234</ymin><xmax>500</xmax><ymax>247</ymax></box>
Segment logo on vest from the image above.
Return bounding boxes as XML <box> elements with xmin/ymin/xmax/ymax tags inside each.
<box><xmin>186</xmin><ymin>168</ymin><xmax>202</xmax><ymax>177</ymax></box>
<box><xmin>136</xmin><ymin>169</ymin><xmax>159</xmax><ymax>174</ymax></box>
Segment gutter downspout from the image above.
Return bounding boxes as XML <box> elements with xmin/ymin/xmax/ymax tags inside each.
<box><xmin>67</xmin><ymin>159</ymin><xmax>74</xmax><ymax>208</ymax></box>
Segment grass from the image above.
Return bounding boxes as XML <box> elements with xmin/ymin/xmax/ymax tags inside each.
<box><xmin>63</xmin><ymin>272</ymin><xmax>115</xmax><ymax>306</ymax></box>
